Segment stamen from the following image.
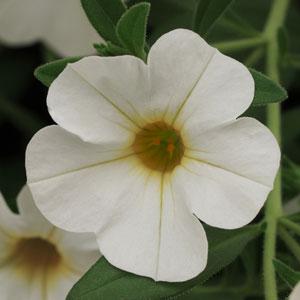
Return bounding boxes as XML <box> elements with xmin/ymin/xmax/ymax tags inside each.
<box><xmin>133</xmin><ymin>121</ymin><xmax>184</xmax><ymax>172</ymax></box>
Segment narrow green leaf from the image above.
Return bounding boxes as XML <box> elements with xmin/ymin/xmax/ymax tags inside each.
<box><xmin>250</xmin><ymin>68</ymin><xmax>288</xmax><ymax>106</ymax></box>
<box><xmin>34</xmin><ymin>57</ymin><xmax>81</xmax><ymax>87</ymax></box>
<box><xmin>273</xmin><ymin>259</ymin><xmax>300</xmax><ymax>288</ymax></box>
<box><xmin>81</xmin><ymin>0</ymin><xmax>126</xmax><ymax>45</ymax></box>
<box><xmin>67</xmin><ymin>224</ymin><xmax>261</xmax><ymax>300</ymax></box>
<box><xmin>116</xmin><ymin>3</ymin><xmax>150</xmax><ymax>60</ymax></box>
<box><xmin>193</xmin><ymin>0</ymin><xmax>234</xmax><ymax>37</ymax></box>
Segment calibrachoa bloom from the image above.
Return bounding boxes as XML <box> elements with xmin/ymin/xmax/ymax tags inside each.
<box><xmin>290</xmin><ymin>282</ymin><xmax>300</xmax><ymax>300</ymax></box>
<box><xmin>26</xmin><ymin>29</ymin><xmax>280</xmax><ymax>282</ymax></box>
<box><xmin>0</xmin><ymin>187</ymin><xmax>101</xmax><ymax>299</ymax></box>
<box><xmin>0</xmin><ymin>0</ymin><xmax>101</xmax><ymax>56</ymax></box>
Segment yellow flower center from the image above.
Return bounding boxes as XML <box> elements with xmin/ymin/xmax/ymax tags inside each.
<box><xmin>13</xmin><ymin>237</ymin><xmax>61</xmax><ymax>275</ymax></box>
<box><xmin>133</xmin><ymin>121</ymin><xmax>184</xmax><ymax>172</ymax></box>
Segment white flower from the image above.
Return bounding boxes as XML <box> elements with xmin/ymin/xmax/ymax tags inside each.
<box><xmin>0</xmin><ymin>187</ymin><xmax>101</xmax><ymax>299</ymax></box>
<box><xmin>290</xmin><ymin>282</ymin><xmax>300</xmax><ymax>300</ymax></box>
<box><xmin>0</xmin><ymin>0</ymin><xmax>101</xmax><ymax>56</ymax></box>
<box><xmin>26</xmin><ymin>29</ymin><xmax>280</xmax><ymax>282</ymax></box>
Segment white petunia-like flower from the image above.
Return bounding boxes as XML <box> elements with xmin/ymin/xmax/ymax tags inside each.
<box><xmin>0</xmin><ymin>0</ymin><xmax>101</xmax><ymax>56</ymax></box>
<box><xmin>26</xmin><ymin>29</ymin><xmax>280</xmax><ymax>282</ymax></box>
<box><xmin>290</xmin><ymin>282</ymin><xmax>300</xmax><ymax>300</ymax></box>
<box><xmin>0</xmin><ymin>187</ymin><xmax>101</xmax><ymax>299</ymax></box>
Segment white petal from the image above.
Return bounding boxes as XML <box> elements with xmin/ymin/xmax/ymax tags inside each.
<box><xmin>52</xmin><ymin>228</ymin><xmax>101</xmax><ymax>273</ymax></box>
<box><xmin>184</xmin><ymin>117</ymin><xmax>280</xmax><ymax>188</ymax></box>
<box><xmin>98</xmin><ymin>174</ymin><xmax>208</xmax><ymax>282</ymax></box>
<box><xmin>47</xmin><ymin>56</ymin><xmax>148</xmax><ymax>143</ymax></box>
<box><xmin>43</xmin><ymin>0</ymin><xmax>100</xmax><ymax>56</ymax></box>
<box><xmin>176</xmin><ymin>117</ymin><xmax>280</xmax><ymax>230</ymax></box>
<box><xmin>26</xmin><ymin>125</ymin><xmax>133</xmax><ymax>183</ymax></box>
<box><xmin>45</xmin><ymin>270</ymin><xmax>79</xmax><ymax>300</ymax></box>
<box><xmin>174</xmin><ymin>158</ymin><xmax>271</xmax><ymax>229</ymax></box>
<box><xmin>0</xmin><ymin>192</ymin><xmax>24</xmax><ymax>239</ymax></box>
<box><xmin>148</xmin><ymin>29</ymin><xmax>215</xmax><ymax>124</ymax></box>
<box><xmin>26</xmin><ymin>125</ymin><xmax>146</xmax><ymax>233</ymax></box>
<box><xmin>290</xmin><ymin>282</ymin><xmax>300</xmax><ymax>300</ymax></box>
<box><xmin>0</xmin><ymin>261</ymin><xmax>44</xmax><ymax>300</ymax></box>
<box><xmin>16</xmin><ymin>186</ymin><xmax>54</xmax><ymax>238</ymax></box>
<box><xmin>174</xmin><ymin>48</ymin><xmax>254</xmax><ymax>132</ymax></box>
<box><xmin>0</xmin><ymin>0</ymin><xmax>100</xmax><ymax>56</ymax></box>
<box><xmin>0</xmin><ymin>0</ymin><xmax>51</xmax><ymax>45</ymax></box>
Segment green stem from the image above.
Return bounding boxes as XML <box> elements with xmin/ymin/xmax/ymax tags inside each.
<box><xmin>278</xmin><ymin>226</ymin><xmax>300</xmax><ymax>263</ymax></box>
<box><xmin>262</xmin><ymin>0</ymin><xmax>290</xmax><ymax>299</ymax></box>
<box><xmin>244</xmin><ymin>48</ymin><xmax>264</xmax><ymax>67</ymax></box>
<box><xmin>212</xmin><ymin>36</ymin><xmax>266</xmax><ymax>53</ymax></box>
<box><xmin>280</xmin><ymin>218</ymin><xmax>300</xmax><ymax>236</ymax></box>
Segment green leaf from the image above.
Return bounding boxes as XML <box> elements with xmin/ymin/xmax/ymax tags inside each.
<box><xmin>67</xmin><ymin>224</ymin><xmax>261</xmax><ymax>300</ymax></box>
<box><xmin>193</xmin><ymin>0</ymin><xmax>234</xmax><ymax>37</ymax></box>
<box><xmin>81</xmin><ymin>0</ymin><xmax>126</xmax><ymax>45</ymax></box>
<box><xmin>273</xmin><ymin>259</ymin><xmax>300</xmax><ymax>288</ymax></box>
<box><xmin>250</xmin><ymin>68</ymin><xmax>288</xmax><ymax>106</ymax></box>
<box><xmin>34</xmin><ymin>57</ymin><xmax>82</xmax><ymax>87</ymax></box>
<box><xmin>116</xmin><ymin>3</ymin><xmax>150</xmax><ymax>60</ymax></box>
<box><xmin>94</xmin><ymin>42</ymin><xmax>132</xmax><ymax>56</ymax></box>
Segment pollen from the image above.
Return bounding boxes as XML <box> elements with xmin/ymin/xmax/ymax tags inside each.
<box><xmin>133</xmin><ymin>121</ymin><xmax>184</xmax><ymax>172</ymax></box>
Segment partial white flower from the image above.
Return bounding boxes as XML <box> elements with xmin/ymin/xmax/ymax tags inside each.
<box><xmin>290</xmin><ymin>282</ymin><xmax>300</xmax><ymax>300</ymax></box>
<box><xmin>0</xmin><ymin>0</ymin><xmax>102</xmax><ymax>56</ymax></box>
<box><xmin>26</xmin><ymin>29</ymin><xmax>280</xmax><ymax>282</ymax></box>
<box><xmin>0</xmin><ymin>187</ymin><xmax>101</xmax><ymax>300</ymax></box>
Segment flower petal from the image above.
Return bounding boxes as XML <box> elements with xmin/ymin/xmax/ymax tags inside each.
<box><xmin>175</xmin><ymin>118</ymin><xmax>280</xmax><ymax>229</ymax></box>
<box><xmin>0</xmin><ymin>262</ymin><xmax>44</xmax><ymax>300</ymax></box>
<box><xmin>0</xmin><ymin>192</ymin><xmax>24</xmax><ymax>239</ymax></box>
<box><xmin>0</xmin><ymin>0</ymin><xmax>51</xmax><ymax>45</ymax></box>
<box><xmin>184</xmin><ymin>117</ymin><xmax>280</xmax><ymax>188</ymax></box>
<box><xmin>148</xmin><ymin>29</ymin><xmax>215</xmax><ymax>124</ymax></box>
<box><xmin>0</xmin><ymin>0</ymin><xmax>99</xmax><ymax>56</ymax></box>
<box><xmin>98</xmin><ymin>174</ymin><xmax>208</xmax><ymax>282</ymax></box>
<box><xmin>42</xmin><ymin>0</ymin><xmax>100</xmax><ymax>56</ymax></box>
<box><xmin>16</xmin><ymin>186</ymin><xmax>54</xmax><ymax>238</ymax></box>
<box><xmin>47</xmin><ymin>55</ymin><xmax>148</xmax><ymax>143</ymax></box>
<box><xmin>290</xmin><ymin>282</ymin><xmax>300</xmax><ymax>300</ymax></box>
<box><xmin>45</xmin><ymin>270</ymin><xmax>79</xmax><ymax>300</ymax></box>
<box><xmin>174</xmin><ymin>158</ymin><xmax>271</xmax><ymax>229</ymax></box>
<box><xmin>52</xmin><ymin>228</ymin><xmax>101</xmax><ymax>273</ymax></box>
<box><xmin>174</xmin><ymin>47</ymin><xmax>254</xmax><ymax>132</ymax></box>
<box><xmin>26</xmin><ymin>125</ymin><xmax>146</xmax><ymax>233</ymax></box>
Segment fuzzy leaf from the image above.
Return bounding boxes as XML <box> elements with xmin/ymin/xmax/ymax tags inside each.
<box><xmin>81</xmin><ymin>0</ymin><xmax>126</xmax><ymax>45</ymax></box>
<box><xmin>116</xmin><ymin>2</ymin><xmax>150</xmax><ymax>60</ymax></box>
<box><xmin>67</xmin><ymin>224</ymin><xmax>261</xmax><ymax>300</ymax></box>
<box><xmin>193</xmin><ymin>0</ymin><xmax>234</xmax><ymax>37</ymax></box>
<box><xmin>273</xmin><ymin>259</ymin><xmax>300</xmax><ymax>288</ymax></box>
<box><xmin>250</xmin><ymin>68</ymin><xmax>288</xmax><ymax>106</ymax></box>
<box><xmin>34</xmin><ymin>57</ymin><xmax>82</xmax><ymax>87</ymax></box>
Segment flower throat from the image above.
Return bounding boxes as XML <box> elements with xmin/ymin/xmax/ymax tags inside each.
<box><xmin>133</xmin><ymin>121</ymin><xmax>184</xmax><ymax>172</ymax></box>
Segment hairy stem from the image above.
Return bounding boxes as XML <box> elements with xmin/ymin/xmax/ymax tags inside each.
<box><xmin>263</xmin><ymin>0</ymin><xmax>290</xmax><ymax>299</ymax></box>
